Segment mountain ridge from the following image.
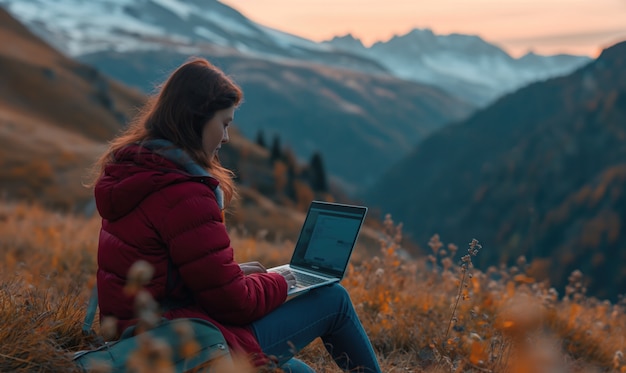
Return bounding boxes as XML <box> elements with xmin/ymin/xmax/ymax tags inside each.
<box><xmin>363</xmin><ymin>41</ymin><xmax>626</xmax><ymax>300</ymax></box>
<box><xmin>0</xmin><ymin>0</ymin><xmax>591</xmax><ymax>107</ymax></box>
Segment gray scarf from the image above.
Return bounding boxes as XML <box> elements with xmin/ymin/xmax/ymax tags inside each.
<box><xmin>142</xmin><ymin>139</ymin><xmax>224</xmax><ymax>209</ymax></box>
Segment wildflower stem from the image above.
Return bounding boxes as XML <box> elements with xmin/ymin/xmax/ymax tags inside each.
<box><xmin>444</xmin><ymin>267</ymin><xmax>467</xmax><ymax>340</ymax></box>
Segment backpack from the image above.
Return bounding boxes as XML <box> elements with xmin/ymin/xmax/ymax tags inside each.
<box><xmin>73</xmin><ymin>288</ymin><xmax>233</xmax><ymax>373</ymax></box>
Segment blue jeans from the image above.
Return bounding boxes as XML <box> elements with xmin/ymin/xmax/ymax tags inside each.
<box><xmin>251</xmin><ymin>283</ymin><xmax>382</xmax><ymax>373</ymax></box>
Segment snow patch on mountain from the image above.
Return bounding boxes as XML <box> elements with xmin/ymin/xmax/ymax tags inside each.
<box><xmin>259</xmin><ymin>25</ymin><xmax>329</xmax><ymax>52</ymax></box>
<box><xmin>152</xmin><ymin>0</ymin><xmax>193</xmax><ymax>20</ymax></box>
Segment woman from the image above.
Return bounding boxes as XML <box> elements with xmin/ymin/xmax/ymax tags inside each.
<box><xmin>92</xmin><ymin>57</ymin><xmax>381</xmax><ymax>373</ymax></box>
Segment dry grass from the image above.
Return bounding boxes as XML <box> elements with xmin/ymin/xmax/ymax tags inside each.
<box><xmin>0</xmin><ymin>201</ymin><xmax>625</xmax><ymax>373</ymax></box>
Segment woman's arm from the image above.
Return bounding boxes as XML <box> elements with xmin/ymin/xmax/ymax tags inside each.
<box><xmin>239</xmin><ymin>261</ymin><xmax>266</xmax><ymax>275</ymax></box>
<box><xmin>153</xmin><ymin>183</ymin><xmax>289</xmax><ymax>325</ymax></box>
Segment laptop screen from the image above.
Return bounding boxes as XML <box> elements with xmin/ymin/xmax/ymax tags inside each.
<box><xmin>290</xmin><ymin>201</ymin><xmax>367</xmax><ymax>278</ymax></box>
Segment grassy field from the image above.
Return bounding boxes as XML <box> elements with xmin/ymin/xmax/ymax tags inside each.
<box><xmin>0</xmin><ymin>201</ymin><xmax>624</xmax><ymax>372</ymax></box>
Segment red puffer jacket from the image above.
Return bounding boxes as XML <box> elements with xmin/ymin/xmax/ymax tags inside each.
<box><xmin>94</xmin><ymin>144</ymin><xmax>288</xmax><ymax>366</ymax></box>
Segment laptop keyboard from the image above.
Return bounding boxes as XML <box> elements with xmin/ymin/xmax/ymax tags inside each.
<box><xmin>294</xmin><ymin>271</ymin><xmax>327</xmax><ymax>286</ymax></box>
<box><xmin>275</xmin><ymin>269</ymin><xmax>327</xmax><ymax>287</ymax></box>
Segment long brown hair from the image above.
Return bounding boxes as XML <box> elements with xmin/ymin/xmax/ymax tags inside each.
<box><xmin>90</xmin><ymin>57</ymin><xmax>243</xmax><ymax>204</ymax></box>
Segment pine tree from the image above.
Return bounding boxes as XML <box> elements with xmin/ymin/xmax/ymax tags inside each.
<box><xmin>270</xmin><ymin>134</ymin><xmax>282</xmax><ymax>163</ymax></box>
<box><xmin>283</xmin><ymin>148</ymin><xmax>298</xmax><ymax>201</ymax></box>
<box><xmin>255</xmin><ymin>129</ymin><xmax>267</xmax><ymax>148</ymax></box>
<box><xmin>309</xmin><ymin>152</ymin><xmax>328</xmax><ymax>192</ymax></box>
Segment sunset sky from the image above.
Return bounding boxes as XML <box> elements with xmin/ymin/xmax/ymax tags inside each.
<box><xmin>220</xmin><ymin>0</ymin><xmax>626</xmax><ymax>57</ymax></box>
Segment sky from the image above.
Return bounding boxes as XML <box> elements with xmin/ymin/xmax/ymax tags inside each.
<box><xmin>219</xmin><ymin>0</ymin><xmax>626</xmax><ymax>57</ymax></box>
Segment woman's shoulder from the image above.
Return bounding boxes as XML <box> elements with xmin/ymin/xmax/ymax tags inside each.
<box><xmin>148</xmin><ymin>180</ymin><xmax>223</xmax><ymax>218</ymax></box>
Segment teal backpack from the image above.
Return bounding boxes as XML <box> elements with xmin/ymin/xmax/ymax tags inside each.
<box><xmin>73</xmin><ymin>288</ymin><xmax>233</xmax><ymax>373</ymax></box>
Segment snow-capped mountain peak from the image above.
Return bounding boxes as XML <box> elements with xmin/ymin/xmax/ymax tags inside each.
<box><xmin>324</xmin><ymin>27</ymin><xmax>592</xmax><ymax>105</ymax></box>
<box><xmin>326</xmin><ymin>33</ymin><xmax>366</xmax><ymax>50</ymax></box>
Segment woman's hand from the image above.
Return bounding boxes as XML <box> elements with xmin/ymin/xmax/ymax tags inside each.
<box><xmin>279</xmin><ymin>269</ymin><xmax>297</xmax><ymax>290</ymax></box>
<box><xmin>239</xmin><ymin>261</ymin><xmax>267</xmax><ymax>275</ymax></box>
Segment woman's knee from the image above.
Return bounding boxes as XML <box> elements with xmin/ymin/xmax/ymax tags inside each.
<box><xmin>327</xmin><ymin>283</ymin><xmax>350</xmax><ymax>297</ymax></box>
<box><xmin>314</xmin><ymin>283</ymin><xmax>352</xmax><ymax>308</ymax></box>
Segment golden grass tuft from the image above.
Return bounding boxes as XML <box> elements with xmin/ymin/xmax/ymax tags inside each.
<box><xmin>1</xmin><ymin>201</ymin><xmax>625</xmax><ymax>372</ymax></box>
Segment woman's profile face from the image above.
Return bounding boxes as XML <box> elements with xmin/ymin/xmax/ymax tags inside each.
<box><xmin>202</xmin><ymin>106</ymin><xmax>235</xmax><ymax>162</ymax></box>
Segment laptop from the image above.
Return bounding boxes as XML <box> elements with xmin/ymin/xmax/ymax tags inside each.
<box><xmin>268</xmin><ymin>200</ymin><xmax>368</xmax><ymax>295</ymax></box>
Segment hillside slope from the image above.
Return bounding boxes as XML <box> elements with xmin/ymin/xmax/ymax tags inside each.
<box><xmin>0</xmin><ymin>8</ymin><xmax>146</xmax><ymax>208</ymax></box>
<box><xmin>365</xmin><ymin>41</ymin><xmax>626</xmax><ymax>300</ymax></box>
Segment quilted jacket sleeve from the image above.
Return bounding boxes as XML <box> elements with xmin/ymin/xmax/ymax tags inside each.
<box><xmin>153</xmin><ymin>182</ymin><xmax>288</xmax><ymax>325</ymax></box>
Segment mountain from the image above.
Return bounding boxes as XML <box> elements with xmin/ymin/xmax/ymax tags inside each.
<box><xmin>0</xmin><ymin>0</ymin><xmax>592</xmax><ymax>192</ymax></box>
<box><xmin>0</xmin><ymin>0</ymin><xmax>474</xmax><ymax>192</ymax></box>
<box><xmin>364</xmin><ymin>41</ymin><xmax>626</xmax><ymax>301</ymax></box>
<box><xmin>325</xmin><ymin>30</ymin><xmax>592</xmax><ymax>106</ymax></box>
<box><xmin>0</xmin><ymin>0</ymin><xmax>591</xmax><ymax>109</ymax></box>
